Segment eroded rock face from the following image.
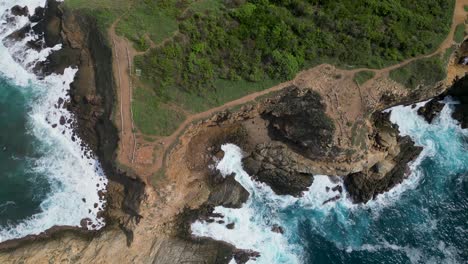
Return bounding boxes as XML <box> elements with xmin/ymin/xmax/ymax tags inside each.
<box><xmin>344</xmin><ymin>113</ymin><xmax>423</xmax><ymax>203</ymax></box>
<box><xmin>446</xmin><ymin>74</ymin><xmax>468</xmax><ymax>128</ymax></box>
<box><xmin>417</xmin><ymin>99</ymin><xmax>445</xmax><ymax>124</ymax></box>
<box><xmin>208</xmin><ymin>175</ymin><xmax>249</xmax><ymax>208</ymax></box>
<box><xmin>243</xmin><ymin>142</ymin><xmax>314</xmax><ymax>197</ymax></box>
<box><xmin>261</xmin><ymin>86</ymin><xmax>336</xmax><ymax>159</ymax></box>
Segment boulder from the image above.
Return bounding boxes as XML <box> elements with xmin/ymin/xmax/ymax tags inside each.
<box><xmin>11</xmin><ymin>6</ymin><xmax>29</xmax><ymax>16</ymax></box>
<box><xmin>243</xmin><ymin>142</ymin><xmax>314</xmax><ymax>197</ymax></box>
<box><xmin>208</xmin><ymin>175</ymin><xmax>249</xmax><ymax>208</ymax></box>
<box><xmin>417</xmin><ymin>99</ymin><xmax>445</xmax><ymax>123</ymax></box>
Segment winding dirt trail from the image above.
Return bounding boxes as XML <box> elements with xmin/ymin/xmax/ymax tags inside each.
<box><xmin>111</xmin><ymin>0</ymin><xmax>468</xmax><ymax>183</ymax></box>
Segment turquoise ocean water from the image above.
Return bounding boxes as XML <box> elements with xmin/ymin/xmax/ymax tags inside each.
<box><xmin>192</xmin><ymin>102</ymin><xmax>468</xmax><ymax>264</ymax></box>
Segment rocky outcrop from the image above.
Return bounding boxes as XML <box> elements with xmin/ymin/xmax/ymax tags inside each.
<box><xmin>344</xmin><ymin>113</ymin><xmax>423</xmax><ymax>203</ymax></box>
<box><xmin>243</xmin><ymin>142</ymin><xmax>314</xmax><ymax>197</ymax></box>
<box><xmin>261</xmin><ymin>86</ymin><xmax>337</xmax><ymax>159</ymax></box>
<box><xmin>11</xmin><ymin>6</ymin><xmax>29</xmax><ymax>16</ymax></box>
<box><xmin>417</xmin><ymin>99</ymin><xmax>445</xmax><ymax>123</ymax></box>
<box><xmin>446</xmin><ymin>74</ymin><xmax>468</xmax><ymax>128</ymax></box>
<box><xmin>208</xmin><ymin>175</ymin><xmax>249</xmax><ymax>208</ymax></box>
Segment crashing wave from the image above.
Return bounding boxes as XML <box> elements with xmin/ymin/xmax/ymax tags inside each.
<box><xmin>0</xmin><ymin>0</ymin><xmax>107</xmax><ymax>242</ymax></box>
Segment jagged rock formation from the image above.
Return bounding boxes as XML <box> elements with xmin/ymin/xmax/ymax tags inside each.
<box><xmin>446</xmin><ymin>74</ymin><xmax>468</xmax><ymax>128</ymax></box>
<box><xmin>261</xmin><ymin>86</ymin><xmax>337</xmax><ymax>159</ymax></box>
<box><xmin>344</xmin><ymin>112</ymin><xmax>423</xmax><ymax>203</ymax></box>
<box><xmin>243</xmin><ymin>142</ymin><xmax>314</xmax><ymax>197</ymax></box>
<box><xmin>417</xmin><ymin>99</ymin><xmax>445</xmax><ymax>123</ymax></box>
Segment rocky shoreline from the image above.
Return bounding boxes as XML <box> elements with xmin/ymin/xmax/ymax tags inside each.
<box><xmin>0</xmin><ymin>0</ymin><xmax>145</xmax><ymax>250</ymax></box>
<box><xmin>0</xmin><ymin>0</ymin><xmax>467</xmax><ymax>263</ymax></box>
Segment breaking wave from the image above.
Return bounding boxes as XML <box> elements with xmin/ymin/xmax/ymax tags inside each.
<box><xmin>192</xmin><ymin>102</ymin><xmax>468</xmax><ymax>263</ymax></box>
<box><xmin>0</xmin><ymin>0</ymin><xmax>107</xmax><ymax>242</ymax></box>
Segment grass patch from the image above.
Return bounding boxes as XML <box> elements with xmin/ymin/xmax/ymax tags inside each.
<box><xmin>133</xmin><ymin>86</ymin><xmax>185</xmax><ymax>136</ymax></box>
<box><xmin>389</xmin><ymin>55</ymin><xmax>447</xmax><ymax>90</ymax></box>
<box><xmin>64</xmin><ymin>0</ymin><xmax>133</xmax><ymax>33</ymax></box>
<box><xmin>116</xmin><ymin>0</ymin><xmax>182</xmax><ymax>51</ymax></box>
<box><xmin>454</xmin><ymin>23</ymin><xmax>466</xmax><ymax>43</ymax></box>
<box><xmin>353</xmin><ymin>71</ymin><xmax>376</xmax><ymax>86</ymax></box>
<box><xmin>464</xmin><ymin>5</ymin><xmax>468</xmax><ymax>12</ymax></box>
<box><xmin>164</xmin><ymin>77</ymin><xmax>280</xmax><ymax>113</ymax></box>
<box><xmin>188</xmin><ymin>0</ymin><xmax>223</xmax><ymax>14</ymax></box>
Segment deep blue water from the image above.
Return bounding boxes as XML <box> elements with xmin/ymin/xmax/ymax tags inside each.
<box><xmin>192</xmin><ymin>103</ymin><xmax>468</xmax><ymax>264</ymax></box>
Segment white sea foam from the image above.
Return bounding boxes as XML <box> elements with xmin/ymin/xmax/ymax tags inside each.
<box><xmin>0</xmin><ymin>0</ymin><xmax>107</xmax><ymax>242</ymax></box>
<box><xmin>192</xmin><ymin>101</ymin><xmax>467</xmax><ymax>263</ymax></box>
<box><xmin>192</xmin><ymin>144</ymin><xmax>301</xmax><ymax>264</ymax></box>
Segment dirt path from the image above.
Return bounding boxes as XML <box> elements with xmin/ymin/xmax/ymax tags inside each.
<box><xmin>111</xmin><ymin>0</ymin><xmax>468</xmax><ymax>183</ymax></box>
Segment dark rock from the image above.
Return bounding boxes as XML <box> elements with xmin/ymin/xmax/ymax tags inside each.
<box><xmin>417</xmin><ymin>99</ymin><xmax>445</xmax><ymax>123</ymax></box>
<box><xmin>233</xmin><ymin>249</ymin><xmax>261</xmax><ymax>264</ymax></box>
<box><xmin>271</xmin><ymin>224</ymin><xmax>284</xmax><ymax>234</ymax></box>
<box><xmin>261</xmin><ymin>86</ymin><xmax>335</xmax><ymax>159</ymax></box>
<box><xmin>59</xmin><ymin>116</ymin><xmax>66</xmax><ymax>125</ymax></box>
<box><xmin>445</xmin><ymin>74</ymin><xmax>468</xmax><ymax>128</ymax></box>
<box><xmin>208</xmin><ymin>175</ymin><xmax>249</xmax><ymax>208</ymax></box>
<box><xmin>226</xmin><ymin>223</ymin><xmax>235</xmax><ymax>229</ymax></box>
<box><xmin>79</xmin><ymin>218</ymin><xmax>91</xmax><ymax>229</ymax></box>
<box><xmin>5</xmin><ymin>25</ymin><xmax>31</xmax><ymax>42</ymax></box>
<box><xmin>331</xmin><ymin>185</ymin><xmax>342</xmax><ymax>193</ymax></box>
<box><xmin>345</xmin><ymin>136</ymin><xmax>422</xmax><ymax>203</ymax></box>
<box><xmin>243</xmin><ymin>143</ymin><xmax>314</xmax><ymax>197</ymax></box>
<box><xmin>11</xmin><ymin>6</ymin><xmax>29</xmax><ymax>16</ymax></box>
<box><xmin>30</xmin><ymin>7</ymin><xmax>45</xmax><ymax>23</ymax></box>
<box><xmin>322</xmin><ymin>194</ymin><xmax>341</xmax><ymax>205</ymax></box>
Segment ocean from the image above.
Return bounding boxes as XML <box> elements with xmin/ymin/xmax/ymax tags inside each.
<box><xmin>0</xmin><ymin>0</ymin><xmax>107</xmax><ymax>242</ymax></box>
<box><xmin>192</xmin><ymin>101</ymin><xmax>468</xmax><ymax>264</ymax></box>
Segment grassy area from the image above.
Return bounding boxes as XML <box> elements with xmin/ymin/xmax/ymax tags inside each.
<box><xmin>353</xmin><ymin>71</ymin><xmax>376</xmax><ymax>86</ymax></box>
<box><xmin>115</xmin><ymin>0</ymin><xmax>182</xmax><ymax>51</ymax></box>
<box><xmin>64</xmin><ymin>0</ymin><xmax>134</xmax><ymax>32</ymax></box>
<box><xmin>132</xmin><ymin>86</ymin><xmax>185</xmax><ymax>136</ymax></box>
<box><xmin>157</xmin><ymin>77</ymin><xmax>280</xmax><ymax>113</ymax></box>
<box><xmin>454</xmin><ymin>23</ymin><xmax>466</xmax><ymax>43</ymax></box>
<box><xmin>465</xmin><ymin>5</ymin><xmax>468</xmax><ymax>12</ymax></box>
<box><xmin>389</xmin><ymin>54</ymin><xmax>447</xmax><ymax>90</ymax></box>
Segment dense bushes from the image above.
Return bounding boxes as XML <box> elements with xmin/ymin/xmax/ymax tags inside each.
<box><xmin>136</xmin><ymin>0</ymin><xmax>454</xmax><ymax>98</ymax></box>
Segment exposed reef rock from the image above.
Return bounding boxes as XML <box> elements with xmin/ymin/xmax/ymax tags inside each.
<box><xmin>344</xmin><ymin>112</ymin><xmax>423</xmax><ymax>203</ymax></box>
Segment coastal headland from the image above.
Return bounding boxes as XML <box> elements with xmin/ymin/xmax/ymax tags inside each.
<box><xmin>0</xmin><ymin>0</ymin><xmax>467</xmax><ymax>263</ymax></box>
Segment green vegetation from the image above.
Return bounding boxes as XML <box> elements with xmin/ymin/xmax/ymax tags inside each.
<box><xmin>132</xmin><ymin>86</ymin><xmax>185</xmax><ymax>136</ymax></box>
<box><xmin>115</xmin><ymin>1</ymin><xmax>182</xmax><ymax>51</ymax></box>
<box><xmin>354</xmin><ymin>71</ymin><xmax>376</xmax><ymax>86</ymax></box>
<box><xmin>64</xmin><ymin>0</ymin><xmax>133</xmax><ymax>32</ymax></box>
<box><xmin>454</xmin><ymin>23</ymin><xmax>466</xmax><ymax>43</ymax></box>
<box><xmin>389</xmin><ymin>55</ymin><xmax>447</xmax><ymax>90</ymax></box>
<box><xmin>68</xmin><ymin>0</ymin><xmax>456</xmax><ymax>136</ymax></box>
<box><xmin>464</xmin><ymin>5</ymin><xmax>468</xmax><ymax>12</ymax></box>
